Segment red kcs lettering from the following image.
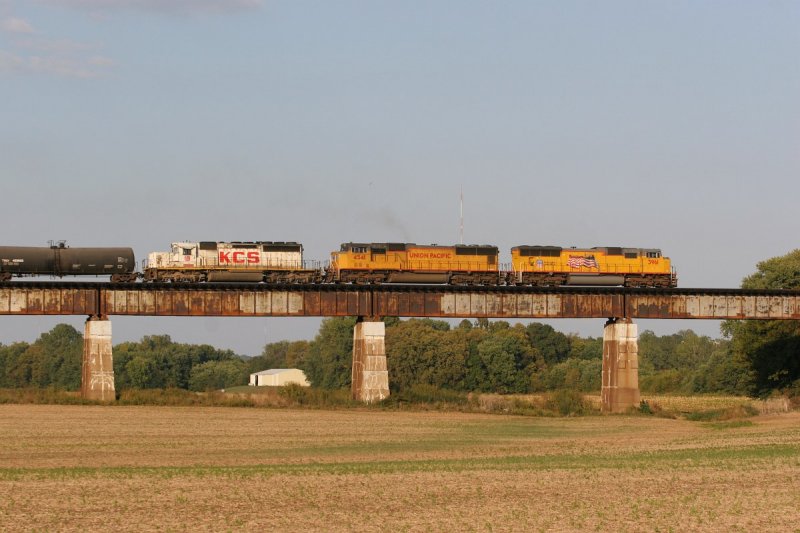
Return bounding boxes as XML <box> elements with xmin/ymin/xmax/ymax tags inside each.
<box><xmin>220</xmin><ymin>251</ymin><xmax>261</xmax><ymax>264</ymax></box>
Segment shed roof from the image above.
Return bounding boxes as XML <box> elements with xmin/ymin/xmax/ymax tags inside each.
<box><xmin>251</xmin><ymin>368</ymin><xmax>301</xmax><ymax>376</ymax></box>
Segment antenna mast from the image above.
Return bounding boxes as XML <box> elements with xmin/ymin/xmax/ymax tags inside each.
<box><xmin>459</xmin><ymin>186</ymin><xmax>464</xmax><ymax>245</ymax></box>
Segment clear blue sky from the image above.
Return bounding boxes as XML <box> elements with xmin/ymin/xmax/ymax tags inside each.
<box><xmin>2</xmin><ymin>1</ymin><xmax>799</xmax><ymax>354</ymax></box>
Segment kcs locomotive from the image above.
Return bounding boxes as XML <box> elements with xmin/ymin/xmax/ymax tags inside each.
<box><xmin>142</xmin><ymin>241</ymin><xmax>320</xmax><ymax>283</ymax></box>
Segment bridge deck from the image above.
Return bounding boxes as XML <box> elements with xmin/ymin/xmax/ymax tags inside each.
<box><xmin>1</xmin><ymin>282</ymin><xmax>799</xmax><ymax>320</ymax></box>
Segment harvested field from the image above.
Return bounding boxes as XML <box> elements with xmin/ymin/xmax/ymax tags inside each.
<box><xmin>0</xmin><ymin>405</ymin><xmax>799</xmax><ymax>532</ymax></box>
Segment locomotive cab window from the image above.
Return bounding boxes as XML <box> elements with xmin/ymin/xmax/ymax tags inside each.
<box><xmin>351</xmin><ymin>246</ymin><xmax>367</xmax><ymax>254</ymax></box>
<box><xmin>646</xmin><ymin>251</ymin><xmax>662</xmax><ymax>258</ymax></box>
<box><xmin>182</xmin><ymin>248</ymin><xmax>194</xmax><ymax>256</ymax></box>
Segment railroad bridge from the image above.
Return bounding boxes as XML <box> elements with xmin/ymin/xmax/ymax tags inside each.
<box><xmin>3</xmin><ymin>282</ymin><xmax>800</xmax><ymax>411</ymax></box>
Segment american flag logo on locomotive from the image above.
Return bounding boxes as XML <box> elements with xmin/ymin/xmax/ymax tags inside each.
<box><xmin>566</xmin><ymin>255</ymin><xmax>598</xmax><ymax>269</ymax></box>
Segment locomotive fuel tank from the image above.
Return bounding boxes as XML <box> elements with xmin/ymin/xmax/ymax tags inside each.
<box><xmin>566</xmin><ymin>274</ymin><xmax>626</xmax><ymax>286</ymax></box>
<box><xmin>0</xmin><ymin>245</ymin><xmax>135</xmax><ymax>279</ymax></box>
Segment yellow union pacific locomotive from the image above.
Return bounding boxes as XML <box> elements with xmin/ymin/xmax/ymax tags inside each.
<box><xmin>328</xmin><ymin>242</ymin><xmax>676</xmax><ymax>287</ymax></box>
<box><xmin>328</xmin><ymin>243</ymin><xmax>501</xmax><ymax>284</ymax></box>
<box><xmin>509</xmin><ymin>245</ymin><xmax>676</xmax><ymax>287</ymax></box>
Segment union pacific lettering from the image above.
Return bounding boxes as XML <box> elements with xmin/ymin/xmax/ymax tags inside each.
<box><xmin>408</xmin><ymin>251</ymin><xmax>454</xmax><ymax>260</ymax></box>
<box><xmin>219</xmin><ymin>251</ymin><xmax>260</xmax><ymax>264</ymax></box>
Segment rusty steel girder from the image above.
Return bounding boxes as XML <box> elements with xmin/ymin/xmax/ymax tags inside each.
<box><xmin>0</xmin><ymin>286</ymin><xmax>99</xmax><ymax>315</ymax></box>
<box><xmin>99</xmin><ymin>286</ymin><xmax>625</xmax><ymax>318</ymax></box>
<box><xmin>372</xmin><ymin>291</ymin><xmax>624</xmax><ymax>318</ymax></box>
<box><xmin>626</xmin><ymin>293</ymin><xmax>800</xmax><ymax>320</ymax></box>
<box><xmin>1</xmin><ymin>282</ymin><xmax>800</xmax><ymax>320</ymax></box>
<box><xmin>102</xmin><ymin>288</ymin><xmax>371</xmax><ymax>317</ymax></box>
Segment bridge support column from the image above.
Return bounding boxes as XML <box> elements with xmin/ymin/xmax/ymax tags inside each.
<box><xmin>601</xmin><ymin>318</ymin><xmax>639</xmax><ymax>413</ymax></box>
<box><xmin>351</xmin><ymin>319</ymin><xmax>389</xmax><ymax>403</ymax></box>
<box><xmin>82</xmin><ymin>316</ymin><xmax>115</xmax><ymax>401</ymax></box>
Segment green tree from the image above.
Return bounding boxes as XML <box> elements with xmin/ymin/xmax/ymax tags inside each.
<box><xmin>474</xmin><ymin>326</ymin><xmax>539</xmax><ymax>393</ymax></box>
<box><xmin>259</xmin><ymin>340</ymin><xmax>291</xmax><ymax>368</ymax></box>
<box><xmin>382</xmin><ymin>316</ymin><xmax>401</xmax><ymax>328</ymax></box>
<box><xmin>674</xmin><ymin>330</ymin><xmax>715</xmax><ymax>369</ymax></box>
<box><xmin>247</xmin><ymin>340</ymin><xmax>311</xmax><ymax>375</ymax></box>
<box><xmin>463</xmin><ymin>326</ymin><xmax>490</xmax><ymax>391</ymax></box>
<box><xmin>0</xmin><ymin>341</ymin><xmax>32</xmax><ymax>387</ymax></box>
<box><xmin>723</xmin><ymin>249</ymin><xmax>800</xmax><ymax>396</ymax></box>
<box><xmin>567</xmin><ymin>335</ymin><xmax>602</xmax><ymax>361</ymax></box>
<box><xmin>417</xmin><ymin>318</ymin><xmax>451</xmax><ymax>332</ymax></box>
<box><xmin>303</xmin><ymin>317</ymin><xmax>357</xmax><ymax>389</ymax></box>
<box><xmin>386</xmin><ymin>319</ymin><xmax>468</xmax><ymax>391</ymax></box>
<box><xmin>125</xmin><ymin>356</ymin><xmax>160</xmax><ymax>389</ymax></box>
<box><xmin>535</xmin><ymin>358</ymin><xmax>602</xmax><ymax>392</ymax></box>
<box><xmin>114</xmin><ymin>334</ymin><xmax>242</xmax><ymax>390</ymax></box>
<box><xmin>28</xmin><ymin>324</ymin><xmax>83</xmax><ymax>389</ymax></box>
<box><xmin>638</xmin><ymin>330</ymin><xmax>744</xmax><ymax>394</ymax></box>
<box><xmin>639</xmin><ymin>330</ymin><xmax>683</xmax><ymax>371</ymax></box>
<box><xmin>0</xmin><ymin>325</ymin><xmax>82</xmax><ymax>390</ymax></box>
<box><xmin>526</xmin><ymin>323</ymin><xmax>570</xmax><ymax>366</ymax></box>
<box><xmin>640</xmin><ymin>329</ymin><xmax>717</xmax><ymax>373</ymax></box>
<box><xmin>682</xmin><ymin>338</ymin><xmax>750</xmax><ymax>394</ymax></box>
<box><xmin>188</xmin><ymin>359</ymin><xmax>247</xmax><ymax>391</ymax></box>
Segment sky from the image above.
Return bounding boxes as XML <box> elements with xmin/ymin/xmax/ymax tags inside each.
<box><xmin>1</xmin><ymin>1</ymin><xmax>799</xmax><ymax>355</ymax></box>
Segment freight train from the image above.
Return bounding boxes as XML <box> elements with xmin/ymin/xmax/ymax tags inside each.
<box><xmin>0</xmin><ymin>241</ymin><xmax>678</xmax><ymax>287</ymax></box>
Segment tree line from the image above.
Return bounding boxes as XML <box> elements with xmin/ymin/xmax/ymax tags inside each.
<box><xmin>0</xmin><ymin>318</ymin><xmax>761</xmax><ymax>396</ymax></box>
<box><xmin>1</xmin><ymin>249</ymin><xmax>799</xmax><ymax>397</ymax></box>
<box><xmin>299</xmin><ymin>317</ymin><xmax>751</xmax><ymax>395</ymax></box>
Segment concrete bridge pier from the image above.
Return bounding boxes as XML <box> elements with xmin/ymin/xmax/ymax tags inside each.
<box><xmin>82</xmin><ymin>315</ymin><xmax>115</xmax><ymax>401</ymax></box>
<box><xmin>351</xmin><ymin>318</ymin><xmax>390</xmax><ymax>403</ymax></box>
<box><xmin>601</xmin><ymin>318</ymin><xmax>640</xmax><ymax>413</ymax></box>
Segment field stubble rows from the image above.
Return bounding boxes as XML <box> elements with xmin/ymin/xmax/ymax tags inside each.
<box><xmin>0</xmin><ymin>405</ymin><xmax>799</xmax><ymax>532</ymax></box>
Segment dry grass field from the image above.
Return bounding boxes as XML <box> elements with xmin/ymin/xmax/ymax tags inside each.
<box><xmin>1</xmin><ymin>405</ymin><xmax>799</xmax><ymax>532</ymax></box>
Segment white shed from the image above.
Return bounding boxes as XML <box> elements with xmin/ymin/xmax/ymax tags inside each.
<box><xmin>249</xmin><ymin>368</ymin><xmax>310</xmax><ymax>387</ymax></box>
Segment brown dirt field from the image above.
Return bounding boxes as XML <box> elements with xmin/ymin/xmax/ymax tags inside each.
<box><xmin>1</xmin><ymin>405</ymin><xmax>799</xmax><ymax>532</ymax></box>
